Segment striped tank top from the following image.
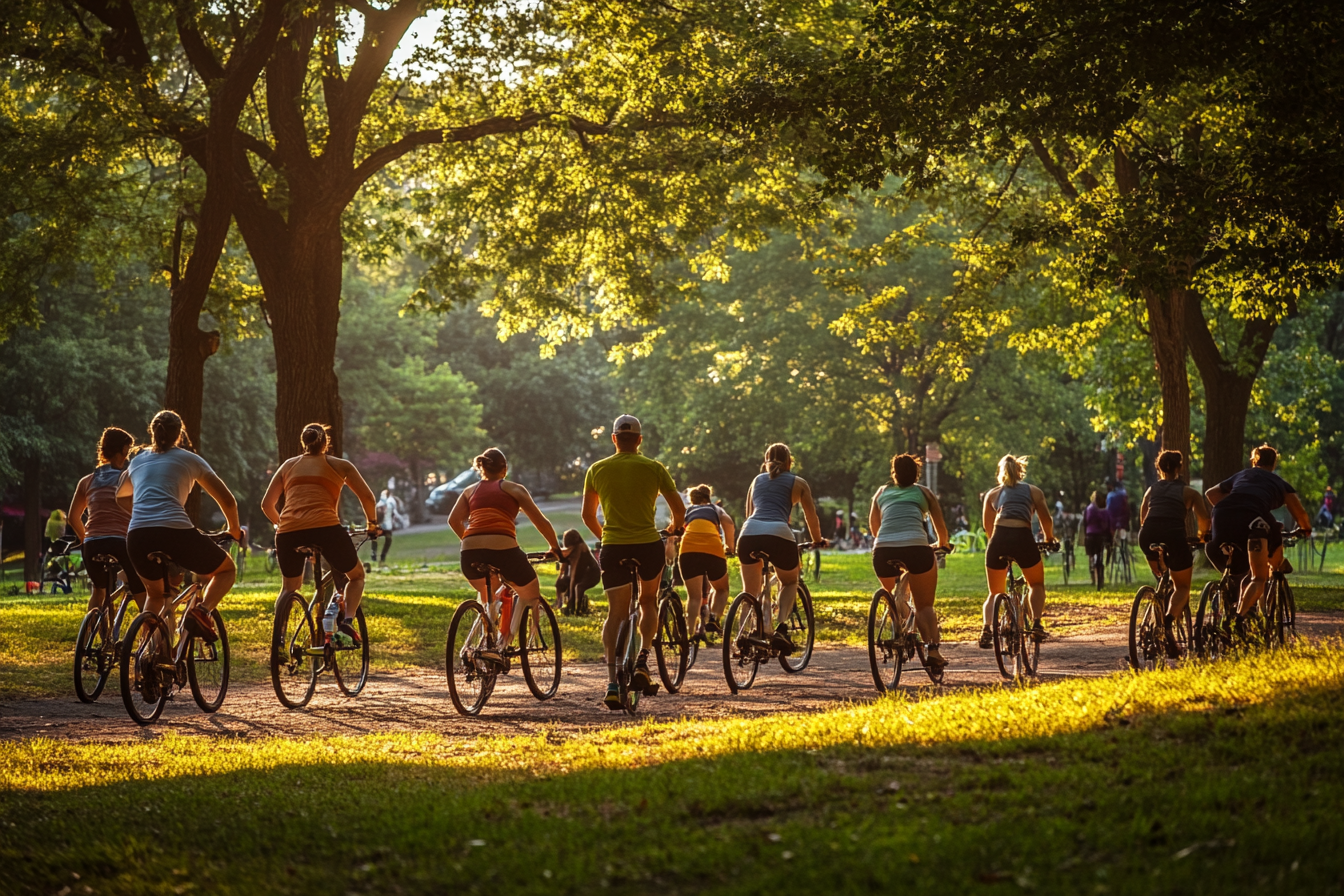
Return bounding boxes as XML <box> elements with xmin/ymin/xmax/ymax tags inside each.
<box><xmin>277</xmin><ymin>456</ymin><xmax>345</xmax><ymax>533</ymax></box>
<box><xmin>680</xmin><ymin>503</ymin><xmax>725</xmax><ymax>558</ymax></box>
<box><xmin>874</xmin><ymin>485</ymin><xmax>930</xmax><ymax>548</ymax></box>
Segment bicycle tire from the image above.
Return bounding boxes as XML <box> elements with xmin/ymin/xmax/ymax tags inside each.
<box><xmin>446</xmin><ymin>600</ymin><xmax>495</xmax><ymax>716</ymax></box>
<box><xmin>270</xmin><ymin>591</ymin><xmax>317</xmax><ymax>708</ymax></box>
<box><xmin>187</xmin><ymin>609</ymin><xmax>230</xmax><ymax>712</ymax></box>
<box><xmin>654</xmin><ymin>597</ymin><xmax>689</xmax><ymax>694</ymax></box>
<box><xmin>119</xmin><ymin>612</ymin><xmax>170</xmax><ymax>725</ymax></box>
<box><xmin>1018</xmin><ymin>585</ymin><xmax>1040</xmax><ymax>678</ymax></box>
<box><xmin>779</xmin><ymin>582</ymin><xmax>816</xmax><ymax>673</ymax></box>
<box><xmin>915</xmin><ymin>637</ymin><xmax>945</xmax><ymax>685</ymax></box>
<box><xmin>333</xmin><ymin>607</ymin><xmax>370</xmax><ymax>697</ymax></box>
<box><xmin>866</xmin><ymin>589</ymin><xmax>903</xmax><ymax>693</ymax></box>
<box><xmin>1128</xmin><ymin>585</ymin><xmax>1163</xmax><ymax>671</ymax></box>
<box><xmin>520</xmin><ymin>600</ymin><xmax>562</xmax><ymax>700</ymax></box>
<box><xmin>990</xmin><ymin>593</ymin><xmax>1014</xmax><ymax>680</ymax></box>
<box><xmin>1277</xmin><ymin>574</ymin><xmax>1298</xmax><ymax>645</ymax></box>
<box><xmin>73</xmin><ymin>607</ymin><xmax>111</xmax><ymax>703</ymax></box>
<box><xmin>723</xmin><ymin>592</ymin><xmax>762</xmax><ymax>694</ymax></box>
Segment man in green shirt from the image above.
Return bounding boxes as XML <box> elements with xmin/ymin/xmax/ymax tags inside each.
<box><xmin>582</xmin><ymin>415</ymin><xmax>686</xmax><ymax>709</ymax></box>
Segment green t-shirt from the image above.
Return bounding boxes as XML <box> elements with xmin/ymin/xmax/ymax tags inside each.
<box><xmin>583</xmin><ymin>451</ymin><xmax>677</xmax><ymax>545</ymax></box>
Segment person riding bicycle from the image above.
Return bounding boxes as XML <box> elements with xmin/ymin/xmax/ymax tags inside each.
<box><xmin>1204</xmin><ymin>444</ymin><xmax>1312</xmax><ymax>628</ymax></box>
<box><xmin>1137</xmin><ymin>449</ymin><xmax>1212</xmax><ymax>658</ymax></box>
<box><xmin>736</xmin><ymin>443</ymin><xmax>827</xmax><ymax>655</ymax></box>
<box><xmin>978</xmin><ymin>455</ymin><xmax>1056</xmax><ymax>648</ymax></box>
<box><xmin>869</xmin><ymin>453</ymin><xmax>952</xmax><ymax>668</ymax></box>
<box><xmin>448</xmin><ymin>447</ymin><xmax>561</xmax><ymax>667</ymax></box>
<box><xmin>260</xmin><ymin>424</ymin><xmax>381</xmax><ymax>647</ymax></box>
<box><xmin>555</xmin><ymin>528</ymin><xmax>601</xmax><ymax>614</ymax></box>
<box><xmin>678</xmin><ymin>483</ymin><xmax>737</xmax><ymax>639</ymax></box>
<box><xmin>582</xmin><ymin>415</ymin><xmax>686</xmax><ymax>710</ymax></box>
<box><xmin>1082</xmin><ymin>490</ymin><xmax>1114</xmax><ymax>589</ymax></box>
<box><xmin>115</xmin><ymin>411</ymin><xmax>242</xmax><ymax>639</ymax></box>
<box><xmin>68</xmin><ymin>427</ymin><xmax>146</xmax><ymax>620</ymax></box>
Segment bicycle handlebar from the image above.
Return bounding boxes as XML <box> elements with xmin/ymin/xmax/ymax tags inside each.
<box><xmin>933</xmin><ymin>544</ymin><xmax>955</xmax><ymax>557</ymax></box>
<box><xmin>1036</xmin><ymin>540</ymin><xmax>1061</xmax><ymax>554</ymax></box>
<box><xmin>526</xmin><ymin>551</ymin><xmax>558</xmax><ymax>562</ymax></box>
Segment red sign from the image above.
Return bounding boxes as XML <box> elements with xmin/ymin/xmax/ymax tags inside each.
<box><xmin>925</xmin><ymin>442</ymin><xmax>942</xmax><ymax>464</ymax></box>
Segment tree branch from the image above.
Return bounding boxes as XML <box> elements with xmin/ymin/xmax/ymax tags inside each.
<box><xmin>175</xmin><ymin>8</ymin><xmax>226</xmax><ymax>82</ymax></box>
<box><xmin>1028</xmin><ymin>134</ymin><xmax>1078</xmax><ymax>200</ymax></box>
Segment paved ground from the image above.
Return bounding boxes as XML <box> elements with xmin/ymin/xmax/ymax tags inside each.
<box><xmin>3</xmin><ymin>614</ymin><xmax>1340</xmax><ymax>744</ymax></box>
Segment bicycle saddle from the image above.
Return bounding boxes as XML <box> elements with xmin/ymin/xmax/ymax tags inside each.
<box><xmin>147</xmin><ymin>551</ymin><xmax>172</xmax><ymax>565</ymax></box>
<box><xmin>90</xmin><ymin>554</ymin><xmax>121</xmax><ymax>566</ymax></box>
<box><xmin>294</xmin><ymin>545</ymin><xmax>321</xmax><ymax>556</ymax></box>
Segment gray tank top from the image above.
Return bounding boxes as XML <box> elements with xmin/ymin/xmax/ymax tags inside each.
<box><xmin>740</xmin><ymin>472</ymin><xmax>797</xmax><ymax>541</ymax></box>
<box><xmin>1146</xmin><ymin>479</ymin><xmax>1187</xmax><ymax>524</ymax></box>
<box><xmin>994</xmin><ymin>482</ymin><xmax>1034</xmax><ymax>523</ymax></box>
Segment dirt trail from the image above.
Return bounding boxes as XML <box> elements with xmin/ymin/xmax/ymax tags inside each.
<box><xmin>4</xmin><ymin>614</ymin><xmax>1340</xmax><ymax>744</ymax></box>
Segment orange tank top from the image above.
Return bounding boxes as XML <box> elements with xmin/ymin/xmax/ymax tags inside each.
<box><xmin>276</xmin><ymin>455</ymin><xmax>345</xmax><ymax>533</ymax></box>
<box><xmin>463</xmin><ymin>479</ymin><xmax>519</xmax><ymax>538</ymax></box>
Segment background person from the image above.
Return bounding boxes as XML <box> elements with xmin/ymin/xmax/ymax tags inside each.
<box><xmin>678</xmin><ymin>483</ymin><xmax>736</xmax><ymax>638</ymax></box>
<box><xmin>67</xmin><ymin>427</ymin><xmax>145</xmax><ymax>618</ymax></box>
<box><xmin>370</xmin><ymin>489</ymin><xmax>403</xmax><ymax>565</ymax></box>
<box><xmin>978</xmin><ymin>455</ymin><xmax>1056</xmax><ymax>648</ymax></box>
<box><xmin>1083</xmin><ymin>491</ymin><xmax>1113</xmax><ymax>589</ymax></box>
<box><xmin>555</xmin><ymin>528</ymin><xmax>601</xmax><ymax>615</ymax></box>
<box><xmin>1137</xmin><ymin>449</ymin><xmax>1211</xmax><ymax>657</ymax></box>
<box><xmin>1107</xmin><ymin>478</ymin><xmax>1131</xmax><ymax>542</ymax></box>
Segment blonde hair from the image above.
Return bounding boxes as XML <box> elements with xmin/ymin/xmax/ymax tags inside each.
<box><xmin>762</xmin><ymin>443</ymin><xmax>792</xmax><ymax>479</ymax></box>
<box><xmin>689</xmin><ymin>484</ymin><xmax>713</xmax><ymax>504</ymax></box>
<box><xmin>997</xmin><ymin>454</ymin><xmax>1028</xmax><ymax>487</ymax></box>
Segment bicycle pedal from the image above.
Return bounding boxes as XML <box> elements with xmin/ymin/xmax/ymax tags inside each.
<box><xmin>642</xmin><ymin>684</ymin><xmax>660</xmax><ymax>697</ymax></box>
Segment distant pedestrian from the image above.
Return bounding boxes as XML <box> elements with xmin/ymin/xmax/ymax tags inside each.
<box><xmin>1319</xmin><ymin>485</ymin><xmax>1336</xmax><ymax>529</ymax></box>
<box><xmin>370</xmin><ymin>489</ymin><xmax>404</xmax><ymax>564</ymax></box>
<box><xmin>1084</xmin><ymin>490</ymin><xmax>1114</xmax><ymax>589</ymax></box>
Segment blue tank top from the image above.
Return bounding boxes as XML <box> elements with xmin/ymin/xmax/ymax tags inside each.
<box><xmin>994</xmin><ymin>482</ymin><xmax>1034</xmax><ymax>522</ymax></box>
<box><xmin>685</xmin><ymin>504</ymin><xmax>722</xmax><ymax>529</ymax></box>
<box><xmin>874</xmin><ymin>485</ymin><xmax>930</xmax><ymax>548</ymax></box>
<box><xmin>740</xmin><ymin>472</ymin><xmax>796</xmax><ymax>540</ymax></box>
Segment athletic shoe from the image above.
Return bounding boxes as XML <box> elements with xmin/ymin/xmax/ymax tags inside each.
<box><xmin>705</xmin><ymin>616</ymin><xmax>723</xmax><ymax>635</ymax></box>
<box><xmin>925</xmin><ymin>646</ymin><xmax>948</xmax><ymax>669</ymax></box>
<box><xmin>769</xmin><ymin>623</ymin><xmax>795</xmax><ymax>656</ymax></box>
<box><xmin>185</xmin><ymin>606</ymin><xmax>218</xmax><ymax>642</ymax></box>
<box><xmin>604</xmin><ymin>682</ymin><xmax>622</xmax><ymax>711</ymax></box>
<box><xmin>1031</xmin><ymin>621</ymin><xmax>1048</xmax><ymax>643</ymax></box>
<box><xmin>977</xmin><ymin>626</ymin><xmax>994</xmax><ymax>649</ymax></box>
<box><xmin>337</xmin><ymin>619</ymin><xmax>362</xmax><ymax>646</ymax></box>
<box><xmin>632</xmin><ymin>650</ymin><xmax>654</xmax><ymax>691</ymax></box>
<box><xmin>476</xmin><ymin>648</ymin><xmax>507</xmax><ymax>671</ymax></box>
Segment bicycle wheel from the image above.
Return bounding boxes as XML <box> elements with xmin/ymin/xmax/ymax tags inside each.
<box><xmin>778</xmin><ymin>582</ymin><xmax>816</xmax><ymax>673</ymax></box>
<box><xmin>722</xmin><ymin>592</ymin><xmax>763</xmax><ymax>694</ymax></box>
<box><xmin>654</xmin><ymin>597</ymin><xmax>689</xmax><ymax>694</ymax></box>
<box><xmin>990</xmin><ymin>593</ymin><xmax>1015</xmax><ymax>680</ymax></box>
<box><xmin>1127</xmin><ymin>585</ymin><xmax>1164</xmax><ymax>671</ymax></box>
<box><xmin>73</xmin><ymin>607</ymin><xmax>111</xmax><ymax>703</ymax></box>
<box><xmin>446</xmin><ymin>600</ymin><xmax>495</xmax><ymax>716</ymax></box>
<box><xmin>1018</xmin><ymin>591</ymin><xmax>1040</xmax><ymax>677</ymax></box>
<box><xmin>334</xmin><ymin>607</ymin><xmax>371</xmax><ymax>697</ymax></box>
<box><xmin>119</xmin><ymin>612</ymin><xmax>170</xmax><ymax>725</ymax></box>
<box><xmin>187</xmin><ymin>609</ymin><xmax>230</xmax><ymax>712</ymax></box>
<box><xmin>866</xmin><ymin>589</ymin><xmax>903</xmax><ymax>693</ymax></box>
<box><xmin>270</xmin><ymin>591</ymin><xmax>317</xmax><ymax>708</ymax></box>
<box><xmin>1193</xmin><ymin>581</ymin><xmax>1226</xmax><ymax>660</ymax></box>
<box><xmin>914</xmin><ymin>636</ymin><xmax>945</xmax><ymax>685</ymax></box>
<box><xmin>520</xmin><ymin>600</ymin><xmax>561</xmax><ymax>700</ymax></box>
<box><xmin>1277</xmin><ymin>575</ymin><xmax>1298</xmax><ymax>645</ymax></box>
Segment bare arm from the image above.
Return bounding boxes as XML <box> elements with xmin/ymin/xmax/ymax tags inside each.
<box><xmin>1205</xmin><ymin>483</ymin><xmax>1226</xmax><ymax>506</ymax></box>
<box><xmin>260</xmin><ymin>462</ymin><xmax>289</xmax><ymax>527</ymax></box>
<box><xmin>197</xmin><ymin>470</ymin><xmax>242</xmax><ymax>541</ymax></box>
<box><xmin>68</xmin><ymin>476</ymin><xmax>91</xmax><ymax>541</ymax></box>
<box><xmin>743</xmin><ymin>483</ymin><xmax>755</xmax><ymax>522</ymax></box>
<box><xmin>1139</xmin><ymin>489</ymin><xmax>1152</xmax><ymax>526</ymax></box>
<box><xmin>581</xmin><ymin>488</ymin><xmax>603</xmax><ymax>541</ymax></box>
<box><xmin>1285</xmin><ymin>493</ymin><xmax>1313</xmax><ymax>533</ymax></box>
<box><xmin>335</xmin><ymin>458</ymin><xmax>379</xmax><ymax>526</ymax></box>
<box><xmin>868</xmin><ymin>488</ymin><xmax>883</xmax><ymax>537</ymax></box>
<box><xmin>447</xmin><ymin>484</ymin><xmax>475</xmax><ymax>540</ymax></box>
<box><xmin>982</xmin><ymin>489</ymin><xmax>998</xmax><ymax>539</ymax></box>
<box><xmin>921</xmin><ymin>486</ymin><xmax>950</xmax><ymax>547</ymax></box>
<box><xmin>661</xmin><ymin>484</ymin><xmax>687</xmax><ymax>533</ymax></box>
<box><xmin>507</xmin><ymin>481</ymin><xmax>560</xmax><ymax>552</ymax></box>
<box><xmin>795</xmin><ymin>478</ymin><xmax>823</xmax><ymax>543</ymax></box>
<box><xmin>115</xmin><ymin>469</ymin><xmax>134</xmax><ymax>515</ymax></box>
<box><xmin>1184</xmin><ymin>486</ymin><xmax>1212</xmax><ymax>535</ymax></box>
<box><xmin>716</xmin><ymin>506</ymin><xmax>736</xmax><ymax>552</ymax></box>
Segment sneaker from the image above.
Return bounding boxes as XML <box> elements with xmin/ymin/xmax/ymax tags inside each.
<box><xmin>705</xmin><ymin>616</ymin><xmax>723</xmax><ymax>635</ymax></box>
<box><xmin>769</xmin><ymin>623</ymin><xmax>795</xmax><ymax>656</ymax></box>
<box><xmin>1162</xmin><ymin>620</ymin><xmax>1181</xmax><ymax>659</ymax></box>
<box><xmin>925</xmin><ymin>646</ymin><xmax>948</xmax><ymax>669</ymax></box>
<box><xmin>337</xmin><ymin>619</ymin><xmax>362</xmax><ymax>646</ymax></box>
<box><xmin>632</xmin><ymin>650</ymin><xmax>654</xmax><ymax>691</ymax></box>
<box><xmin>977</xmin><ymin>626</ymin><xmax>994</xmax><ymax>649</ymax></box>
<box><xmin>476</xmin><ymin>648</ymin><xmax>507</xmax><ymax>671</ymax></box>
<box><xmin>1031</xmin><ymin>621</ymin><xmax>1048</xmax><ymax>643</ymax></box>
<box><xmin>185</xmin><ymin>606</ymin><xmax>218</xmax><ymax>643</ymax></box>
<box><xmin>604</xmin><ymin>682</ymin><xmax>622</xmax><ymax>711</ymax></box>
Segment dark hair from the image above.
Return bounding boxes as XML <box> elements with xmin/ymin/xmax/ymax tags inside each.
<box><xmin>562</xmin><ymin>528</ymin><xmax>587</xmax><ymax>550</ymax></box>
<box><xmin>97</xmin><ymin>427</ymin><xmax>134</xmax><ymax>466</ymax></box>
<box><xmin>474</xmin><ymin>447</ymin><xmax>508</xmax><ymax>476</ymax></box>
<box><xmin>762</xmin><ymin>443</ymin><xmax>792</xmax><ymax>478</ymax></box>
<box><xmin>890</xmin><ymin>453</ymin><xmax>922</xmax><ymax>488</ymax></box>
<box><xmin>300</xmin><ymin>423</ymin><xmax>330</xmax><ymax>455</ymax></box>
<box><xmin>1252</xmin><ymin>444</ymin><xmax>1277</xmax><ymax>469</ymax></box>
<box><xmin>689</xmin><ymin>484</ymin><xmax>713</xmax><ymax>504</ymax></box>
<box><xmin>148</xmin><ymin>410</ymin><xmax>190</xmax><ymax>453</ymax></box>
<box><xmin>1156</xmin><ymin>449</ymin><xmax>1183</xmax><ymax>477</ymax></box>
<box><xmin>615</xmin><ymin>431</ymin><xmax>641</xmax><ymax>451</ymax></box>
<box><xmin>1091</xmin><ymin>490</ymin><xmax>1106</xmax><ymax>509</ymax></box>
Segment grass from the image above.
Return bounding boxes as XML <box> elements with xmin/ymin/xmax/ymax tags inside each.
<box><xmin>4</xmin><ymin>547</ymin><xmax>1342</xmax><ymax>700</ymax></box>
<box><xmin>3</xmin><ymin>644</ymin><xmax>1344</xmax><ymax>893</ymax></box>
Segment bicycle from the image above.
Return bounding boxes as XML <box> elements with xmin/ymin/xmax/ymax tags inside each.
<box><xmin>445</xmin><ymin>551</ymin><xmax>561</xmax><ymax>717</ymax></box>
<box><xmin>42</xmin><ymin>538</ymin><xmax>85</xmax><ymax>594</ymax></box>
<box><xmin>722</xmin><ymin>541</ymin><xmax>819</xmax><ymax>694</ymax></box>
<box><xmin>1060</xmin><ymin>534</ymin><xmax>1075</xmax><ymax>585</ymax></box>
<box><xmin>990</xmin><ymin>540</ymin><xmax>1059</xmax><ymax>681</ymax></box>
<box><xmin>1106</xmin><ymin>532</ymin><xmax>1134</xmax><ymax>585</ymax></box>
<box><xmin>1126</xmin><ymin>537</ymin><xmax>1203</xmax><ymax>671</ymax></box>
<box><xmin>72</xmin><ymin>549</ymin><xmax>139</xmax><ymax>702</ymax></box>
<box><xmin>118</xmin><ymin>532</ymin><xmax>235</xmax><ymax>725</ymax></box>
<box><xmin>867</xmin><ymin>545</ymin><xmax>953</xmax><ymax>692</ymax></box>
<box><xmin>652</xmin><ymin>560</ymin><xmax>691</xmax><ymax>694</ymax></box>
<box><xmin>1264</xmin><ymin>528</ymin><xmax>1307</xmax><ymax>648</ymax></box>
<box><xmin>269</xmin><ymin>528</ymin><xmax>377</xmax><ymax>708</ymax></box>
<box><xmin>607</xmin><ymin>546</ymin><xmax>674</xmax><ymax>715</ymax></box>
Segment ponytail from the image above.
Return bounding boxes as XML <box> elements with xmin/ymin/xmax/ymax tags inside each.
<box><xmin>997</xmin><ymin>454</ymin><xmax>1028</xmax><ymax>487</ymax></box>
<box><xmin>148</xmin><ymin>410</ymin><xmax>189</xmax><ymax>453</ymax></box>
<box><xmin>474</xmin><ymin>447</ymin><xmax>508</xmax><ymax>477</ymax></box>
<box><xmin>762</xmin><ymin>443</ymin><xmax>792</xmax><ymax>479</ymax></box>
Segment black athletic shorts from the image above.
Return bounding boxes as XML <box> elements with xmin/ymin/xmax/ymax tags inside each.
<box><xmin>1084</xmin><ymin>533</ymin><xmax>1108</xmax><ymax>558</ymax></box>
<box><xmin>460</xmin><ymin>547</ymin><xmax>538</xmax><ymax>587</ymax></box>
<box><xmin>679</xmin><ymin>551</ymin><xmax>728</xmax><ymax>582</ymax></box>
<box><xmin>735</xmin><ymin>534</ymin><xmax>800</xmax><ymax>572</ymax></box>
<box><xmin>598</xmin><ymin>541</ymin><xmax>665</xmax><ymax>589</ymax></box>
<box><xmin>985</xmin><ymin>526</ymin><xmax>1042</xmax><ymax>571</ymax></box>
<box><xmin>275</xmin><ymin>525</ymin><xmax>360</xmax><ymax>578</ymax></box>
<box><xmin>872</xmin><ymin>545</ymin><xmax>935</xmax><ymax>577</ymax></box>
<box><xmin>1139</xmin><ymin>521</ymin><xmax>1194</xmax><ymax>571</ymax></box>
<box><xmin>81</xmin><ymin>536</ymin><xmax>145</xmax><ymax>593</ymax></box>
<box><xmin>126</xmin><ymin>526</ymin><xmax>229</xmax><ymax>582</ymax></box>
<box><xmin>1206</xmin><ymin>508</ymin><xmax>1280</xmax><ymax>576</ymax></box>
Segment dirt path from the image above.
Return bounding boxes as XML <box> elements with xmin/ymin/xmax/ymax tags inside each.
<box><xmin>4</xmin><ymin>614</ymin><xmax>1341</xmax><ymax>744</ymax></box>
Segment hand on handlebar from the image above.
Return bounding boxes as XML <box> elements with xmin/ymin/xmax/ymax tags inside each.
<box><xmin>365</xmin><ymin>523</ymin><xmax>386</xmax><ymax>538</ymax></box>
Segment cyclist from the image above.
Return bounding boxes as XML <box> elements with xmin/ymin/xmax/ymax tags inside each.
<box><xmin>1137</xmin><ymin>449</ymin><xmax>1211</xmax><ymax>657</ymax></box>
<box><xmin>260</xmin><ymin>424</ymin><xmax>381</xmax><ymax>646</ymax></box>
<box><xmin>115</xmin><ymin>411</ymin><xmax>242</xmax><ymax>638</ymax></box>
<box><xmin>1083</xmin><ymin>490</ymin><xmax>1113</xmax><ymax>589</ymax></box>
<box><xmin>582</xmin><ymin>415</ymin><xmax>686</xmax><ymax>710</ymax></box>
<box><xmin>449</xmin><ymin>447</ymin><xmax>561</xmax><ymax>666</ymax></box>
<box><xmin>978</xmin><ymin>454</ymin><xmax>1056</xmax><ymax>648</ymax></box>
<box><xmin>67</xmin><ymin>427</ymin><xmax>145</xmax><ymax>619</ymax></box>
<box><xmin>1205</xmin><ymin>444</ymin><xmax>1312</xmax><ymax>625</ymax></box>
<box><xmin>868</xmin><ymin>453</ymin><xmax>952</xmax><ymax>668</ymax></box>
<box><xmin>678</xmin><ymin>483</ymin><xmax>736</xmax><ymax>638</ymax></box>
<box><xmin>737</xmin><ymin>443</ymin><xmax>827</xmax><ymax>655</ymax></box>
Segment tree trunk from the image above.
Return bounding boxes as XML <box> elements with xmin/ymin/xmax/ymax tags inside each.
<box><xmin>23</xmin><ymin>457</ymin><xmax>41</xmax><ymax>584</ymax></box>
<box><xmin>1139</xmin><ymin>284</ymin><xmax>1192</xmax><ymax>480</ymax></box>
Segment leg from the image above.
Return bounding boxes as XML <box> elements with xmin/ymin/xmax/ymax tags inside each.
<box><xmin>341</xmin><ymin>561</ymin><xmax>367</xmax><ymax>617</ymax></box>
<box><xmin>983</xmin><ymin>566</ymin><xmax>1008</xmax><ymax>626</ymax></box>
<box><xmin>1237</xmin><ymin>538</ymin><xmax>1271</xmax><ymax>616</ymax></box>
<box><xmin>740</xmin><ymin>559</ymin><xmax>765</xmax><ymax>598</ymax></box>
<box><xmin>1020</xmin><ymin>561</ymin><xmax>1047</xmax><ymax>623</ymax></box>
<box><xmin>637</xmin><ymin>575</ymin><xmax>661</xmax><ymax>647</ymax></box>
<box><xmin>774</xmin><ymin>565</ymin><xmax>800</xmax><ymax>627</ymax></box>
<box><xmin>380</xmin><ymin>532</ymin><xmax>391</xmax><ymax>563</ymax></box>
<box><xmin>876</xmin><ymin>573</ymin><xmax>904</xmax><ymax>623</ymax></box>
<box><xmin>684</xmin><ymin>574</ymin><xmax>705</xmax><ymax>633</ymax></box>
<box><xmin>200</xmin><ymin>555</ymin><xmax>236</xmax><ymax>613</ymax></box>
<box><xmin>907</xmin><ymin>566</ymin><xmax>941</xmax><ymax>647</ymax></box>
<box><xmin>500</xmin><ymin>576</ymin><xmax>544</xmax><ymax>647</ymax></box>
<box><xmin>1169</xmin><ymin>567</ymin><xmax>1194</xmax><ymax>619</ymax></box>
<box><xmin>708</xmin><ymin>574</ymin><xmax>731</xmax><ymax>620</ymax></box>
<box><xmin>601</xmin><ymin>584</ymin><xmax>634</xmax><ymax>683</ymax></box>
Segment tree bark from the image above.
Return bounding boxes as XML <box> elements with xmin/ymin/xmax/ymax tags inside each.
<box><xmin>1139</xmin><ymin>284</ymin><xmax>1192</xmax><ymax>475</ymax></box>
<box><xmin>23</xmin><ymin>456</ymin><xmax>41</xmax><ymax>584</ymax></box>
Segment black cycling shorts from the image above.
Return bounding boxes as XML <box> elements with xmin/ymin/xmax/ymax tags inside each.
<box><xmin>872</xmin><ymin>545</ymin><xmax>935</xmax><ymax>577</ymax></box>
<box><xmin>735</xmin><ymin>534</ymin><xmax>800</xmax><ymax>572</ymax></box>
<box><xmin>985</xmin><ymin>526</ymin><xmax>1042</xmax><ymax>572</ymax></box>
<box><xmin>1083</xmin><ymin>533</ymin><xmax>1108</xmax><ymax>558</ymax></box>
<box><xmin>460</xmin><ymin>547</ymin><xmax>538</xmax><ymax>587</ymax></box>
<box><xmin>1206</xmin><ymin>508</ymin><xmax>1280</xmax><ymax>576</ymax></box>
<box><xmin>126</xmin><ymin>526</ymin><xmax>229</xmax><ymax>582</ymax></box>
<box><xmin>1138</xmin><ymin>521</ymin><xmax>1194</xmax><ymax>571</ymax></box>
<box><xmin>598</xmin><ymin>541</ymin><xmax>666</xmax><ymax>589</ymax></box>
<box><xmin>275</xmin><ymin>525</ymin><xmax>360</xmax><ymax>578</ymax></box>
<box><xmin>679</xmin><ymin>551</ymin><xmax>728</xmax><ymax>582</ymax></box>
<box><xmin>81</xmin><ymin>535</ymin><xmax>145</xmax><ymax>594</ymax></box>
